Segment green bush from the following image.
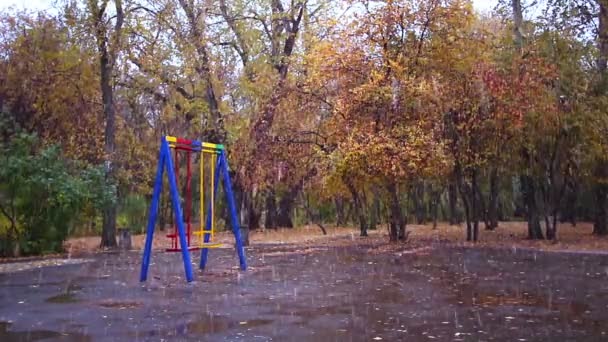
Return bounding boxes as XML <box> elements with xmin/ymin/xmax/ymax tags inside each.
<box><xmin>118</xmin><ymin>194</ymin><xmax>148</xmax><ymax>234</ymax></box>
<box><xmin>0</xmin><ymin>133</ymin><xmax>114</xmax><ymax>257</ymax></box>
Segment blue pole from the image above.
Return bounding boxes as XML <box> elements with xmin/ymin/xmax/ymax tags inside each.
<box><xmin>220</xmin><ymin>151</ymin><xmax>247</xmax><ymax>270</ymax></box>
<box><xmin>199</xmin><ymin>152</ymin><xmax>222</xmax><ymax>270</ymax></box>
<box><xmin>163</xmin><ymin>138</ymin><xmax>194</xmax><ymax>282</ymax></box>
<box><xmin>140</xmin><ymin>141</ymin><xmax>166</xmax><ymax>282</ymax></box>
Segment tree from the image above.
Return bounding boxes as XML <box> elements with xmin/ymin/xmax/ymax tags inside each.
<box><xmin>0</xmin><ymin>12</ymin><xmax>104</xmax><ymax>162</ymax></box>
<box><xmin>306</xmin><ymin>0</ymin><xmax>465</xmax><ymax>240</ymax></box>
<box><xmin>86</xmin><ymin>0</ymin><xmax>125</xmax><ymax>248</ymax></box>
<box><xmin>541</xmin><ymin>0</ymin><xmax>608</xmax><ymax>236</ymax></box>
<box><xmin>593</xmin><ymin>0</ymin><xmax>608</xmax><ymax>235</ymax></box>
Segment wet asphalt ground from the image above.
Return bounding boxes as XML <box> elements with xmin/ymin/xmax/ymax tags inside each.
<box><xmin>1</xmin><ymin>238</ymin><xmax>608</xmax><ymax>341</ymax></box>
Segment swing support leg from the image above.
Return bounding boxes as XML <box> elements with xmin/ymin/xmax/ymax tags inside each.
<box><xmin>141</xmin><ymin>138</ymin><xmax>194</xmax><ymax>282</ymax></box>
<box><xmin>140</xmin><ymin>145</ymin><xmax>165</xmax><ymax>282</ymax></box>
<box><xmin>221</xmin><ymin>151</ymin><xmax>247</xmax><ymax>270</ymax></box>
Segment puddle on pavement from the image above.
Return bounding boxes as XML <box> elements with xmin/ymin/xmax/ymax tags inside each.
<box><xmin>179</xmin><ymin>314</ymin><xmax>272</xmax><ymax>335</ymax></box>
<box><xmin>476</xmin><ymin>293</ymin><xmax>589</xmax><ymax>315</ymax></box>
<box><xmin>453</xmin><ymin>287</ymin><xmax>591</xmax><ymax>316</ymax></box>
<box><xmin>0</xmin><ymin>321</ymin><xmax>91</xmax><ymax>341</ymax></box>
<box><xmin>284</xmin><ymin>305</ymin><xmax>352</xmax><ymax>319</ymax></box>
<box><xmin>46</xmin><ymin>282</ymin><xmax>84</xmax><ymax>303</ymax></box>
<box><xmin>98</xmin><ymin>300</ymin><xmax>141</xmax><ymax>309</ymax></box>
<box><xmin>46</xmin><ymin>292</ymin><xmax>80</xmax><ymax>303</ymax></box>
<box><xmin>1</xmin><ymin>281</ymin><xmax>65</xmax><ymax>288</ymax></box>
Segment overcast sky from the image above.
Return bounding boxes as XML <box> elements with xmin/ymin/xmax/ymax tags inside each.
<box><xmin>0</xmin><ymin>0</ymin><xmax>499</xmax><ymax>12</ymax></box>
<box><xmin>0</xmin><ymin>0</ymin><xmax>55</xmax><ymax>11</ymax></box>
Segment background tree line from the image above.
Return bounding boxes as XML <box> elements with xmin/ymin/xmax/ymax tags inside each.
<box><xmin>1</xmin><ymin>0</ymin><xmax>607</xmax><ymax>256</ymax></box>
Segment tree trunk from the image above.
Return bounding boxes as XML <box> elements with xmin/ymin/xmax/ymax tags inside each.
<box><xmin>476</xmin><ymin>179</ymin><xmax>489</xmax><ymax>232</ymax></box>
<box><xmin>358</xmin><ymin>209</ymin><xmax>368</xmax><ymax>237</ymax></box>
<box><xmin>101</xmin><ymin>206</ymin><xmax>117</xmax><ymax>248</ymax></box>
<box><xmin>369</xmin><ymin>188</ymin><xmax>380</xmax><ymax>230</ymax></box>
<box><xmin>335</xmin><ymin>197</ymin><xmax>346</xmax><ymax>226</ymax></box>
<box><xmin>265</xmin><ymin>190</ymin><xmax>277</xmax><ymax>229</ymax></box>
<box><xmin>593</xmin><ymin>182</ymin><xmax>608</xmax><ymax>235</ymax></box>
<box><xmin>521</xmin><ymin>174</ymin><xmax>544</xmax><ymax>239</ymax></box>
<box><xmin>545</xmin><ymin>214</ymin><xmax>559</xmax><ymax>240</ymax></box>
<box><xmin>412</xmin><ymin>182</ymin><xmax>426</xmax><ymax>224</ymax></box>
<box><xmin>243</xmin><ymin>191</ymin><xmax>261</xmax><ymax>230</ymax></box>
<box><xmin>487</xmin><ymin>167</ymin><xmax>499</xmax><ymax>230</ymax></box>
<box><xmin>498</xmin><ymin>197</ymin><xmax>506</xmax><ymax>221</ymax></box>
<box><xmin>561</xmin><ymin>181</ymin><xmax>578</xmax><ymax>226</ymax></box>
<box><xmin>248</xmin><ymin>201</ymin><xmax>261</xmax><ymax>230</ymax></box>
<box><xmin>100</xmin><ymin>64</ymin><xmax>117</xmax><ymax>248</ymax></box>
<box><xmin>471</xmin><ymin>169</ymin><xmax>480</xmax><ymax>242</ymax></box>
<box><xmin>430</xmin><ymin>186</ymin><xmax>441</xmax><ymax>230</ymax></box>
<box><xmin>512</xmin><ymin>0</ymin><xmax>524</xmax><ymax>49</ymax></box>
<box><xmin>344</xmin><ymin>180</ymin><xmax>367</xmax><ymax>236</ymax></box>
<box><xmin>276</xmin><ymin>168</ymin><xmax>317</xmax><ymax>228</ymax></box>
<box><xmin>302</xmin><ymin>195</ymin><xmax>327</xmax><ymax>235</ymax></box>
<box><xmin>345</xmin><ymin>179</ymin><xmax>367</xmax><ymax>237</ymax></box>
<box><xmin>455</xmin><ymin>164</ymin><xmax>473</xmax><ymax>241</ymax></box>
<box><xmin>598</xmin><ymin>0</ymin><xmax>608</xmax><ymax>77</ymax></box>
<box><xmin>159</xmin><ymin>191</ymin><xmax>166</xmax><ymax>231</ymax></box>
<box><xmin>92</xmin><ymin>0</ymin><xmax>124</xmax><ymax>249</ymax></box>
<box><xmin>355</xmin><ymin>195</ymin><xmax>368</xmax><ymax>237</ymax></box>
<box><xmin>448</xmin><ymin>176</ymin><xmax>461</xmax><ymax>225</ymax></box>
<box><xmin>276</xmin><ymin>192</ymin><xmax>295</xmax><ymax>228</ymax></box>
<box><xmin>387</xmin><ymin>182</ymin><xmax>406</xmax><ymax>242</ymax></box>
<box><xmin>344</xmin><ymin>202</ymin><xmax>354</xmax><ymax>225</ymax></box>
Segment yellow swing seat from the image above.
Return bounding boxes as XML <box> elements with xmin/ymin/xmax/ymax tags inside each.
<box><xmin>199</xmin><ymin>242</ymin><xmax>223</xmax><ymax>248</ymax></box>
<box><xmin>192</xmin><ymin>230</ymin><xmax>222</xmax><ymax>248</ymax></box>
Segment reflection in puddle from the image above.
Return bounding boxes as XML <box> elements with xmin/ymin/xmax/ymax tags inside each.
<box><xmin>471</xmin><ymin>292</ymin><xmax>589</xmax><ymax>315</ymax></box>
<box><xmin>46</xmin><ymin>292</ymin><xmax>80</xmax><ymax>304</ymax></box>
<box><xmin>98</xmin><ymin>300</ymin><xmax>141</xmax><ymax>309</ymax></box>
<box><xmin>0</xmin><ymin>321</ymin><xmax>91</xmax><ymax>341</ymax></box>
<box><xmin>277</xmin><ymin>305</ymin><xmax>352</xmax><ymax>319</ymax></box>
<box><xmin>176</xmin><ymin>314</ymin><xmax>273</xmax><ymax>336</ymax></box>
<box><xmin>46</xmin><ymin>283</ymin><xmax>83</xmax><ymax>303</ymax></box>
<box><xmin>453</xmin><ymin>287</ymin><xmax>590</xmax><ymax>316</ymax></box>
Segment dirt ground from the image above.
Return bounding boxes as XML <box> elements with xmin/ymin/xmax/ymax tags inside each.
<box><xmin>1</xmin><ymin>223</ymin><xmax>608</xmax><ymax>341</ymax></box>
<box><xmin>63</xmin><ymin>221</ymin><xmax>608</xmax><ymax>256</ymax></box>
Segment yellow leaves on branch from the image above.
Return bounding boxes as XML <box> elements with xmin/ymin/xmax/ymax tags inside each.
<box><xmin>329</xmin><ymin>122</ymin><xmax>450</xmax><ymax>183</ymax></box>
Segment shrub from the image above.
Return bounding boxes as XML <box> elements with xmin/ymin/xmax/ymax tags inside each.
<box><xmin>118</xmin><ymin>194</ymin><xmax>148</xmax><ymax>234</ymax></box>
<box><xmin>0</xmin><ymin>133</ymin><xmax>114</xmax><ymax>257</ymax></box>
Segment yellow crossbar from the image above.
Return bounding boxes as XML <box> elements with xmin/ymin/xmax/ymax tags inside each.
<box><xmin>202</xmin><ymin>142</ymin><xmax>224</xmax><ymax>150</ymax></box>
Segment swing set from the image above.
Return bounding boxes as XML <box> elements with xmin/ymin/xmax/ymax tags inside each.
<box><xmin>140</xmin><ymin>136</ymin><xmax>247</xmax><ymax>283</ymax></box>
